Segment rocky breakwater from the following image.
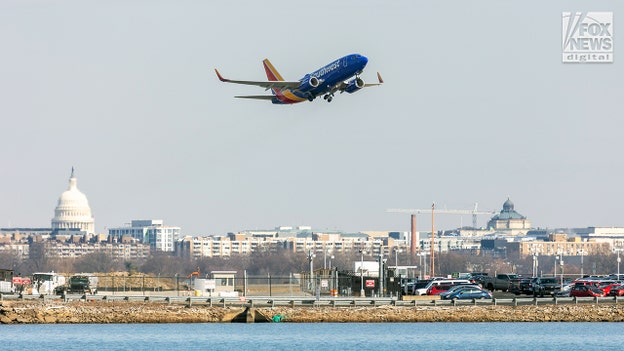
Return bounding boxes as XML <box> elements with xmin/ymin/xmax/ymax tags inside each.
<box><xmin>258</xmin><ymin>304</ymin><xmax>624</xmax><ymax>322</ymax></box>
<box><xmin>3</xmin><ymin>300</ymin><xmax>624</xmax><ymax>324</ymax></box>
<box><xmin>0</xmin><ymin>300</ymin><xmax>241</xmax><ymax>324</ymax></box>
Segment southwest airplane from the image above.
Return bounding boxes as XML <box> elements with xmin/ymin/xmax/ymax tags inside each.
<box><xmin>215</xmin><ymin>54</ymin><xmax>382</xmax><ymax>104</ymax></box>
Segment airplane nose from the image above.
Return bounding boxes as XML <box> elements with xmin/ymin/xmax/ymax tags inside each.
<box><xmin>360</xmin><ymin>55</ymin><xmax>368</xmax><ymax>66</ymax></box>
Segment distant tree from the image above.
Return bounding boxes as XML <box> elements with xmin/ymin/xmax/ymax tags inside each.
<box><xmin>436</xmin><ymin>252</ymin><xmax>469</xmax><ymax>274</ymax></box>
<box><xmin>25</xmin><ymin>242</ymin><xmax>50</xmax><ymax>274</ymax></box>
<box><xmin>54</xmin><ymin>258</ymin><xmax>75</xmax><ymax>274</ymax></box>
<box><xmin>124</xmin><ymin>261</ymin><xmax>140</xmax><ymax>274</ymax></box>
<box><xmin>140</xmin><ymin>253</ymin><xmax>187</xmax><ymax>276</ymax></box>
<box><xmin>73</xmin><ymin>252</ymin><xmax>119</xmax><ymax>273</ymax></box>
<box><xmin>0</xmin><ymin>249</ymin><xmax>21</xmax><ymax>271</ymax></box>
<box><xmin>330</xmin><ymin>252</ymin><xmax>358</xmax><ymax>272</ymax></box>
<box><xmin>588</xmin><ymin>253</ymin><xmax>616</xmax><ymax>275</ymax></box>
<box><xmin>197</xmin><ymin>256</ymin><xmax>250</xmax><ymax>274</ymax></box>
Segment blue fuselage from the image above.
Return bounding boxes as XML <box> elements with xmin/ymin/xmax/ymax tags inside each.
<box><xmin>272</xmin><ymin>54</ymin><xmax>368</xmax><ymax>104</ymax></box>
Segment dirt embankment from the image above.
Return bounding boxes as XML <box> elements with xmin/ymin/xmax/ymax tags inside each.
<box><xmin>2</xmin><ymin>300</ymin><xmax>624</xmax><ymax>324</ymax></box>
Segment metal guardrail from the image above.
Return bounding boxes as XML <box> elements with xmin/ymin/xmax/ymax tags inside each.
<box><xmin>1</xmin><ymin>293</ymin><xmax>623</xmax><ymax>308</ymax></box>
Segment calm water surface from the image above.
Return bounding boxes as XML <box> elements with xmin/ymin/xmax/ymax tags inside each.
<box><xmin>0</xmin><ymin>323</ymin><xmax>620</xmax><ymax>350</ymax></box>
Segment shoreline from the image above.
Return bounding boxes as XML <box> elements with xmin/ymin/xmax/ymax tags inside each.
<box><xmin>2</xmin><ymin>300</ymin><xmax>624</xmax><ymax>323</ymax></box>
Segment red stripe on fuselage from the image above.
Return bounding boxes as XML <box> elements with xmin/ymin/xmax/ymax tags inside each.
<box><xmin>273</xmin><ymin>88</ymin><xmax>303</xmax><ymax>104</ymax></box>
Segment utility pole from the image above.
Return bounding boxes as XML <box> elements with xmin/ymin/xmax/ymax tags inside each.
<box><xmin>378</xmin><ymin>248</ymin><xmax>384</xmax><ymax>297</ymax></box>
<box><xmin>431</xmin><ymin>203</ymin><xmax>435</xmax><ymax>278</ymax></box>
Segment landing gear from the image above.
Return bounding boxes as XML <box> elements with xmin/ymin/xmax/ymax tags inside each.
<box><xmin>307</xmin><ymin>93</ymin><xmax>315</xmax><ymax>102</ymax></box>
<box><xmin>323</xmin><ymin>93</ymin><xmax>333</xmax><ymax>102</ymax></box>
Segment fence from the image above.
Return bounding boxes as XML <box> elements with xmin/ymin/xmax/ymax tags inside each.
<box><xmin>19</xmin><ymin>271</ymin><xmax>402</xmax><ymax>298</ymax></box>
<box><xmin>94</xmin><ymin>274</ymin><xmax>332</xmax><ymax>297</ymax></box>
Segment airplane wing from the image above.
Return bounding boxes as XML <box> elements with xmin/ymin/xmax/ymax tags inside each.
<box><xmin>335</xmin><ymin>72</ymin><xmax>384</xmax><ymax>93</ymax></box>
<box><xmin>364</xmin><ymin>72</ymin><xmax>384</xmax><ymax>87</ymax></box>
<box><xmin>215</xmin><ymin>69</ymin><xmax>302</xmax><ymax>91</ymax></box>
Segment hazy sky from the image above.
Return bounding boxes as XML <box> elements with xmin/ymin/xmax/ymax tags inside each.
<box><xmin>1</xmin><ymin>1</ymin><xmax>622</xmax><ymax>236</ymax></box>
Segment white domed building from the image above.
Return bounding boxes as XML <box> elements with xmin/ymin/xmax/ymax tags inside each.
<box><xmin>487</xmin><ymin>198</ymin><xmax>531</xmax><ymax>235</ymax></box>
<box><xmin>51</xmin><ymin>168</ymin><xmax>95</xmax><ymax>234</ymax></box>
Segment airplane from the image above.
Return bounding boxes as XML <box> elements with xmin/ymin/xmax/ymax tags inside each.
<box><xmin>215</xmin><ymin>54</ymin><xmax>383</xmax><ymax>104</ymax></box>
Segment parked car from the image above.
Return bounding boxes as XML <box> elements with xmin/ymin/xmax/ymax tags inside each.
<box><xmin>438</xmin><ymin>284</ymin><xmax>480</xmax><ymax>299</ymax></box>
<box><xmin>400</xmin><ymin>278</ymin><xmax>417</xmax><ymax>295</ymax></box>
<box><xmin>511</xmin><ymin>278</ymin><xmax>533</xmax><ymax>295</ymax></box>
<box><xmin>598</xmin><ymin>282</ymin><xmax>619</xmax><ymax>295</ymax></box>
<box><xmin>531</xmin><ymin>277</ymin><xmax>560</xmax><ymax>297</ymax></box>
<box><xmin>572</xmin><ymin>278</ymin><xmax>607</xmax><ymax>288</ymax></box>
<box><xmin>554</xmin><ymin>283</ymin><xmax>574</xmax><ymax>297</ymax></box>
<box><xmin>443</xmin><ymin>287</ymin><xmax>492</xmax><ymax>300</ymax></box>
<box><xmin>609</xmin><ymin>284</ymin><xmax>624</xmax><ymax>297</ymax></box>
<box><xmin>408</xmin><ymin>281</ymin><xmax>431</xmax><ymax>295</ymax></box>
<box><xmin>423</xmin><ymin>279</ymin><xmax>472</xmax><ymax>295</ymax></box>
<box><xmin>607</xmin><ymin>274</ymin><xmax>624</xmax><ymax>281</ymax></box>
<box><xmin>470</xmin><ymin>273</ymin><xmax>489</xmax><ymax>286</ymax></box>
<box><xmin>482</xmin><ymin>273</ymin><xmax>522</xmax><ymax>292</ymax></box>
<box><xmin>570</xmin><ymin>285</ymin><xmax>606</xmax><ymax>298</ymax></box>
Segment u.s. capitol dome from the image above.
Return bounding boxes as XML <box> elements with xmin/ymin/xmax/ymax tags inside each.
<box><xmin>51</xmin><ymin>168</ymin><xmax>95</xmax><ymax>234</ymax></box>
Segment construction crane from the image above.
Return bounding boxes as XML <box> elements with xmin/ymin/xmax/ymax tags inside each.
<box><xmin>387</xmin><ymin>203</ymin><xmax>496</xmax><ymax>229</ymax></box>
<box><xmin>387</xmin><ymin>203</ymin><xmax>497</xmax><ymax>278</ymax></box>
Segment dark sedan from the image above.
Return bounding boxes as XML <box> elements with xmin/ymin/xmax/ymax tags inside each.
<box><xmin>443</xmin><ymin>287</ymin><xmax>492</xmax><ymax>300</ymax></box>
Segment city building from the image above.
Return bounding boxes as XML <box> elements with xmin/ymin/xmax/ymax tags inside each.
<box><xmin>44</xmin><ymin>241</ymin><xmax>150</xmax><ymax>260</ymax></box>
<box><xmin>51</xmin><ymin>168</ymin><xmax>95</xmax><ymax>235</ymax></box>
<box><xmin>175</xmin><ymin>226</ymin><xmax>394</xmax><ymax>260</ymax></box>
<box><xmin>504</xmin><ymin>234</ymin><xmax>611</xmax><ymax>260</ymax></box>
<box><xmin>108</xmin><ymin>220</ymin><xmax>180</xmax><ymax>252</ymax></box>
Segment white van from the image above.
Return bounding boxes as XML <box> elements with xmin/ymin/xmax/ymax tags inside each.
<box><xmin>417</xmin><ymin>279</ymin><xmax>472</xmax><ymax>296</ymax></box>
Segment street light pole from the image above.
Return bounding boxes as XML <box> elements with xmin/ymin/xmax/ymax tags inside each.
<box><xmin>554</xmin><ymin>254</ymin><xmax>558</xmax><ymax>279</ymax></box>
<box><xmin>614</xmin><ymin>247</ymin><xmax>623</xmax><ymax>278</ymax></box>
<box><xmin>618</xmin><ymin>252</ymin><xmax>621</xmax><ymax>278</ymax></box>
<box><xmin>393</xmin><ymin>247</ymin><xmax>401</xmax><ymax>268</ymax></box>
<box><xmin>418</xmin><ymin>252</ymin><xmax>422</xmax><ymax>280</ymax></box>
<box><xmin>378</xmin><ymin>250</ymin><xmax>384</xmax><ymax>297</ymax></box>
<box><xmin>532</xmin><ymin>252</ymin><xmax>539</xmax><ymax>277</ymax></box>
<box><xmin>418</xmin><ymin>251</ymin><xmax>427</xmax><ymax>280</ymax></box>
<box><xmin>308</xmin><ymin>249</ymin><xmax>316</xmax><ymax>291</ymax></box>
<box><xmin>359</xmin><ymin>249</ymin><xmax>366</xmax><ymax>297</ymax></box>
<box><xmin>324</xmin><ymin>249</ymin><xmax>331</xmax><ymax>269</ymax></box>
<box><xmin>555</xmin><ymin>249</ymin><xmax>563</xmax><ymax>285</ymax></box>
<box><xmin>559</xmin><ymin>254</ymin><xmax>564</xmax><ymax>287</ymax></box>
<box><xmin>578</xmin><ymin>249</ymin><xmax>585</xmax><ymax>278</ymax></box>
<box><xmin>530</xmin><ymin>244</ymin><xmax>540</xmax><ymax>278</ymax></box>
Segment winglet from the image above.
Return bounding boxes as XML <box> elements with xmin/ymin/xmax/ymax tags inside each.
<box><xmin>377</xmin><ymin>72</ymin><xmax>384</xmax><ymax>84</ymax></box>
<box><xmin>215</xmin><ymin>69</ymin><xmax>228</xmax><ymax>82</ymax></box>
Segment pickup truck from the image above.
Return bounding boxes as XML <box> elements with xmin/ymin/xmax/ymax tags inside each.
<box><xmin>531</xmin><ymin>277</ymin><xmax>560</xmax><ymax>297</ymax></box>
<box><xmin>483</xmin><ymin>273</ymin><xmax>522</xmax><ymax>292</ymax></box>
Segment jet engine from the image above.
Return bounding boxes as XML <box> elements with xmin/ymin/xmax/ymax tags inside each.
<box><xmin>297</xmin><ymin>75</ymin><xmax>320</xmax><ymax>92</ymax></box>
<box><xmin>344</xmin><ymin>77</ymin><xmax>365</xmax><ymax>93</ymax></box>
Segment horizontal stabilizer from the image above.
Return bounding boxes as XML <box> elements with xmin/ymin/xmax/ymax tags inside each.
<box><xmin>235</xmin><ymin>95</ymin><xmax>275</xmax><ymax>100</ymax></box>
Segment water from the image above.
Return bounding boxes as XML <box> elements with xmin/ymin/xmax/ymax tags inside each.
<box><xmin>0</xmin><ymin>323</ymin><xmax>620</xmax><ymax>350</ymax></box>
